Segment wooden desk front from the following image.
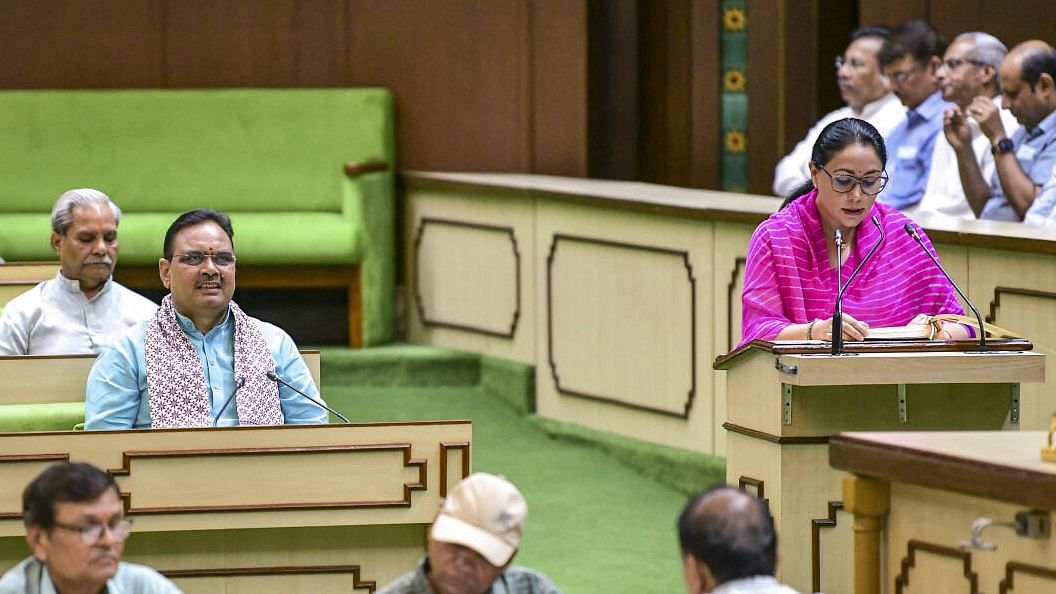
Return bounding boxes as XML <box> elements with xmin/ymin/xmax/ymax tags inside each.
<box><xmin>0</xmin><ymin>421</ymin><xmax>472</xmax><ymax>592</ymax></box>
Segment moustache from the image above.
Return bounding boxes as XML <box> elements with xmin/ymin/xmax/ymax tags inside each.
<box><xmin>83</xmin><ymin>257</ymin><xmax>113</xmax><ymax>266</ymax></box>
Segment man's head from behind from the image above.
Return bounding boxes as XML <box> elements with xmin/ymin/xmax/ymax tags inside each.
<box><xmin>678</xmin><ymin>486</ymin><xmax>776</xmax><ymax>594</ymax></box>
<box><xmin>50</xmin><ymin>189</ymin><xmax>122</xmax><ymax>300</ymax></box>
<box><xmin>878</xmin><ymin>20</ymin><xmax>946</xmax><ymax>109</ymax></box>
<box><xmin>159</xmin><ymin>209</ymin><xmax>237</xmax><ymax>328</ymax></box>
<box><xmin>427</xmin><ymin>473</ymin><xmax>527</xmax><ymax>594</ymax></box>
<box><xmin>937</xmin><ymin>32</ymin><xmax>1007</xmax><ymax>108</ymax></box>
<box><xmin>837</xmin><ymin>26</ymin><xmax>892</xmax><ymax>112</ymax></box>
<box><xmin>1000</xmin><ymin>41</ymin><xmax>1056</xmax><ymax>130</ymax></box>
<box><xmin>23</xmin><ymin>462</ymin><xmax>129</xmax><ymax>593</ymax></box>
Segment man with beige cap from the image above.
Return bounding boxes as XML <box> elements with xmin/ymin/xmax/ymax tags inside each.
<box><xmin>377</xmin><ymin>472</ymin><xmax>562</xmax><ymax>594</ymax></box>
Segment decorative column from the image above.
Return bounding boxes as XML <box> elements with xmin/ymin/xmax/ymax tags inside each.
<box><xmin>843</xmin><ymin>474</ymin><xmax>890</xmax><ymax>594</ymax></box>
<box><xmin>720</xmin><ymin>0</ymin><xmax>748</xmax><ymax>192</ymax></box>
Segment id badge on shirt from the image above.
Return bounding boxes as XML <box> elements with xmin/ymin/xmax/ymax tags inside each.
<box><xmin>897</xmin><ymin>145</ymin><xmax>918</xmax><ymax>160</ymax></box>
<box><xmin>1017</xmin><ymin>144</ymin><xmax>1037</xmax><ymax>162</ymax></box>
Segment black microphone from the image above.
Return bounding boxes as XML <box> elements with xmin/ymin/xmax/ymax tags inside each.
<box><xmin>832</xmin><ymin>216</ymin><xmax>885</xmax><ymax>355</ymax></box>
<box><xmin>832</xmin><ymin>229</ymin><xmax>844</xmax><ymax>351</ymax></box>
<box><xmin>265</xmin><ymin>370</ymin><xmax>351</xmax><ymax>423</ymax></box>
<box><xmin>903</xmin><ymin>223</ymin><xmax>987</xmax><ymax>351</ymax></box>
<box><xmin>212</xmin><ymin>376</ymin><xmax>246</xmax><ymax>426</ymax></box>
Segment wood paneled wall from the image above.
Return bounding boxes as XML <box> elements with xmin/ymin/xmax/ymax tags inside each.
<box><xmin>0</xmin><ymin>0</ymin><xmax>588</xmax><ymax>177</ymax></box>
<box><xmin>0</xmin><ymin>0</ymin><xmax>1052</xmax><ymax>193</ymax></box>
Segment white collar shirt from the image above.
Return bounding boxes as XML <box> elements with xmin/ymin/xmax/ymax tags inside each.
<box><xmin>0</xmin><ymin>271</ymin><xmax>157</xmax><ymax>355</ymax></box>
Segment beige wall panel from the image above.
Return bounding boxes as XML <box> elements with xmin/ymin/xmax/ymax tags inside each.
<box><xmin>548</xmin><ymin>237</ymin><xmax>693</xmax><ymax>415</ymax></box>
<box><xmin>405</xmin><ymin>190</ymin><xmax>535</xmax><ymax>364</ymax></box>
<box><xmin>712</xmin><ymin>222</ymin><xmax>755</xmax><ymax>455</ymax></box>
<box><xmin>0</xmin><ymin>263</ymin><xmax>57</xmax><ymax>282</ymax></box>
<box><xmin>885</xmin><ymin>483</ymin><xmax>1056</xmax><ymax>594</ymax></box>
<box><xmin>534</xmin><ymin>200</ymin><xmax>715</xmax><ymax>452</ymax></box>
<box><xmin>416</xmin><ymin>222</ymin><xmax>519</xmax><ymax>335</ymax></box>
<box><xmin>933</xmin><ymin>243</ymin><xmax>970</xmax><ymax>314</ymax></box>
<box><xmin>990</xmin><ymin>291</ymin><xmax>1055</xmax><ymax>429</ymax></box>
<box><xmin>967</xmin><ymin>249</ymin><xmax>1056</xmax><ymax>429</ymax></box>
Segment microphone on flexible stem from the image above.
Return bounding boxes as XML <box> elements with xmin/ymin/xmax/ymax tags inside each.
<box><xmin>832</xmin><ymin>229</ymin><xmax>844</xmax><ymax>354</ymax></box>
<box><xmin>212</xmin><ymin>376</ymin><xmax>246</xmax><ymax>426</ymax></box>
<box><xmin>903</xmin><ymin>223</ymin><xmax>987</xmax><ymax>351</ymax></box>
<box><xmin>265</xmin><ymin>370</ymin><xmax>351</xmax><ymax>423</ymax></box>
<box><xmin>832</xmin><ymin>215</ymin><xmax>886</xmax><ymax>355</ymax></box>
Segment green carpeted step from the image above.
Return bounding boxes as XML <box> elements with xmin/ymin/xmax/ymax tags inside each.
<box><xmin>318</xmin><ymin>343</ymin><xmax>480</xmax><ymax>387</ymax></box>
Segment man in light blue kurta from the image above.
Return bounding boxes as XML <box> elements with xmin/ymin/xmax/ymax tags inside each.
<box><xmin>84</xmin><ymin>209</ymin><xmax>328</xmax><ymax>429</ymax></box>
<box><xmin>977</xmin><ymin>43</ymin><xmax>1056</xmax><ymax>221</ymax></box>
<box><xmin>876</xmin><ymin>21</ymin><xmax>954</xmax><ymax>211</ymax></box>
<box><xmin>85</xmin><ymin>308</ymin><xmax>325</xmax><ymax>428</ymax></box>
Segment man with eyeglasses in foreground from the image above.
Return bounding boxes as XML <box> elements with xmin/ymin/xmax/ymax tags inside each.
<box><xmin>876</xmin><ymin>20</ymin><xmax>954</xmax><ymax>212</ymax></box>
<box><xmin>84</xmin><ymin>209</ymin><xmax>328</xmax><ymax>429</ymax></box>
<box><xmin>909</xmin><ymin>32</ymin><xmax>1017</xmax><ymax>220</ymax></box>
<box><xmin>772</xmin><ymin>26</ymin><xmax>905</xmax><ymax>197</ymax></box>
<box><xmin>0</xmin><ymin>462</ymin><xmax>181</xmax><ymax>593</ymax></box>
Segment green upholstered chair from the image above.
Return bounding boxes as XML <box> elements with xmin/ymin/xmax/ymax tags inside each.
<box><xmin>0</xmin><ymin>89</ymin><xmax>395</xmax><ymax>346</ymax></box>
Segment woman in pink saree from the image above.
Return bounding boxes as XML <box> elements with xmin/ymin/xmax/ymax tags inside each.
<box><xmin>739</xmin><ymin>118</ymin><xmax>968</xmax><ymax>349</ymax></box>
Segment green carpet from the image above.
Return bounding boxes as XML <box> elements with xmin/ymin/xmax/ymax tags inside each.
<box><xmin>319</xmin><ymin>345</ymin><xmax>725</xmax><ymax>594</ymax></box>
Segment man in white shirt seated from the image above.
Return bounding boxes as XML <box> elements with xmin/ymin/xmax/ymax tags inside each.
<box><xmin>0</xmin><ymin>189</ymin><xmax>157</xmax><ymax>355</ymax></box>
<box><xmin>910</xmin><ymin>32</ymin><xmax>1016</xmax><ymax>220</ymax></box>
<box><xmin>678</xmin><ymin>486</ymin><xmax>800</xmax><ymax>594</ymax></box>
<box><xmin>0</xmin><ymin>462</ymin><xmax>181</xmax><ymax>594</ymax></box>
<box><xmin>772</xmin><ymin>26</ymin><xmax>905</xmax><ymax>197</ymax></box>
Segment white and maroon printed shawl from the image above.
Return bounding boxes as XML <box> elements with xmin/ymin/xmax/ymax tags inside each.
<box><xmin>144</xmin><ymin>295</ymin><xmax>284</xmax><ymax>428</ymax></box>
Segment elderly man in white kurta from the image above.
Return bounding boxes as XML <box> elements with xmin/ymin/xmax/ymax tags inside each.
<box><xmin>909</xmin><ymin>32</ymin><xmax>1017</xmax><ymax>221</ymax></box>
<box><xmin>0</xmin><ymin>189</ymin><xmax>156</xmax><ymax>355</ymax></box>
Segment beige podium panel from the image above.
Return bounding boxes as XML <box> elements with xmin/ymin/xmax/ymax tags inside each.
<box><xmin>0</xmin><ymin>351</ymin><xmax>321</xmax><ymax>405</ymax></box>
<box><xmin>715</xmin><ymin>340</ymin><xmax>1044</xmax><ymax>594</ymax></box>
<box><xmin>832</xmin><ymin>431</ymin><xmax>1056</xmax><ymax>594</ymax></box>
<box><xmin>0</xmin><ymin>421</ymin><xmax>472</xmax><ymax>592</ymax></box>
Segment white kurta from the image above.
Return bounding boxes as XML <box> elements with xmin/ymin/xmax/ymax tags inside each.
<box><xmin>0</xmin><ymin>272</ymin><xmax>157</xmax><ymax>355</ymax></box>
<box><xmin>772</xmin><ymin>93</ymin><xmax>906</xmax><ymax>197</ymax></box>
<box><xmin>909</xmin><ymin>96</ymin><xmax>1017</xmax><ymax>220</ymax></box>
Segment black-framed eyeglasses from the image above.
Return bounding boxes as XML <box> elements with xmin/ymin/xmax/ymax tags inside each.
<box><xmin>52</xmin><ymin>518</ymin><xmax>133</xmax><ymax>544</ymax></box>
<box><xmin>941</xmin><ymin>57</ymin><xmax>987</xmax><ymax>71</ymax></box>
<box><xmin>885</xmin><ymin>63</ymin><xmax>923</xmax><ymax>84</ymax></box>
<box><xmin>816</xmin><ymin>165</ymin><xmax>888</xmax><ymax>195</ymax></box>
<box><xmin>172</xmin><ymin>251</ymin><xmax>236</xmax><ymax>267</ymax></box>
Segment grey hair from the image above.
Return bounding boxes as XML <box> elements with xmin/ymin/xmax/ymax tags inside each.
<box><xmin>50</xmin><ymin>189</ymin><xmax>122</xmax><ymax>236</ymax></box>
<box><xmin>954</xmin><ymin>32</ymin><xmax>1008</xmax><ymax>92</ymax></box>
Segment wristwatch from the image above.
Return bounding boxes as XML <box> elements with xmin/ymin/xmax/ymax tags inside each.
<box><xmin>992</xmin><ymin>138</ymin><xmax>1014</xmax><ymax>155</ymax></box>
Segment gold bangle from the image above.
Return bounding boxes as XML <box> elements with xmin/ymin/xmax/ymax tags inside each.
<box><xmin>806</xmin><ymin>319</ymin><xmax>817</xmax><ymax>340</ymax></box>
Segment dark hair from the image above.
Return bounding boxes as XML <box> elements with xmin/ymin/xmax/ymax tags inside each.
<box><xmin>877</xmin><ymin>20</ymin><xmax>946</xmax><ymax>67</ymax></box>
<box><xmin>677</xmin><ymin>485</ymin><xmax>777</xmax><ymax>585</ymax></box>
<box><xmin>1021</xmin><ymin>47</ymin><xmax>1056</xmax><ymax>91</ymax></box>
<box><xmin>163</xmin><ymin>209</ymin><xmax>235</xmax><ymax>260</ymax></box>
<box><xmin>22</xmin><ymin>462</ymin><xmax>119</xmax><ymax>529</ymax></box>
<box><xmin>850</xmin><ymin>25</ymin><xmax>891</xmax><ymax>42</ymax></box>
<box><xmin>780</xmin><ymin>117</ymin><xmax>887</xmax><ymax>209</ymax></box>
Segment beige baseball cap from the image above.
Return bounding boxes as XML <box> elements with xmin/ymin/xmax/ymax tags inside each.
<box><xmin>430</xmin><ymin>472</ymin><xmax>527</xmax><ymax>567</ymax></box>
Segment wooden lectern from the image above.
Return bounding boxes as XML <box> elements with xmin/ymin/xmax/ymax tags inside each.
<box><xmin>0</xmin><ymin>422</ymin><xmax>471</xmax><ymax>592</ymax></box>
<box><xmin>714</xmin><ymin>339</ymin><xmax>1044</xmax><ymax>594</ymax></box>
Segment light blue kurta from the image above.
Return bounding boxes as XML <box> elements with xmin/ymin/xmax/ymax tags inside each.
<box><xmin>85</xmin><ymin>305</ymin><xmax>328</xmax><ymax>429</ymax></box>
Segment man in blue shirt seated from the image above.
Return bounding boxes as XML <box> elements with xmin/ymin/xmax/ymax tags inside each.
<box><xmin>0</xmin><ymin>462</ymin><xmax>181</xmax><ymax>594</ymax></box>
<box><xmin>876</xmin><ymin>20</ymin><xmax>954</xmax><ymax>211</ymax></box>
<box><xmin>85</xmin><ymin>209</ymin><xmax>328</xmax><ymax>429</ymax></box>
<box><xmin>970</xmin><ymin>41</ymin><xmax>1056</xmax><ymax>221</ymax></box>
<box><xmin>677</xmin><ymin>486</ymin><xmax>800</xmax><ymax>594</ymax></box>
